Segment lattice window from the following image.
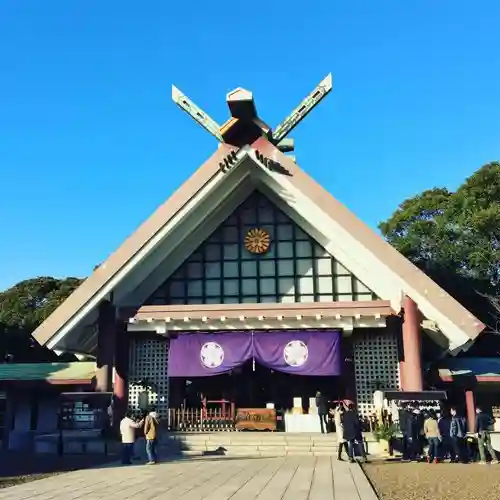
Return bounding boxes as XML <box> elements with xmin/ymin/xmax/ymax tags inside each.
<box><xmin>352</xmin><ymin>329</ymin><xmax>401</xmax><ymax>417</ymax></box>
<box><xmin>146</xmin><ymin>190</ymin><xmax>377</xmax><ymax>305</ymax></box>
<box><xmin>128</xmin><ymin>338</ymin><xmax>169</xmax><ymax>418</ymax></box>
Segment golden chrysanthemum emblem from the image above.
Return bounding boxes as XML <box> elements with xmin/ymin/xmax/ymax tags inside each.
<box><xmin>244</xmin><ymin>228</ymin><xmax>271</xmax><ymax>254</ymax></box>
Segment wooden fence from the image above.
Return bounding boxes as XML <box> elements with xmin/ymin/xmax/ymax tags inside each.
<box><xmin>165</xmin><ymin>406</ymin><xmax>379</xmax><ymax>432</ymax></box>
<box><xmin>167</xmin><ymin>406</ymin><xmax>236</xmax><ymax>431</ymax></box>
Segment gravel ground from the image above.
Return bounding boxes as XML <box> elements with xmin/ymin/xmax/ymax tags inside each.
<box><xmin>0</xmin><ymin>474</ymin><xmax>59</xmax><ymax>489</ymax></box>
<box><xmin>363</xmin><ymin>461</ymin><xmax>500</xmax><ymax>500</ymax></box>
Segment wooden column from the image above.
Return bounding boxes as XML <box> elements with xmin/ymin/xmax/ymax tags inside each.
<box><xmin>341</xmin><ymin>336</ymin><xmax>357</xmax><ymax>403</ymax></box>
<box><xmin>465</xmin><ymin>389</ymin><xmax>476</xmax><ymax>434</ymax></box>
<box><xmin>388</xmin><ymin>313</ymin><xmax>406</xmax><ymax>391</ymax></box>
<box><xmin>113</xmin><ymin>321</ymin><xmax>130</xmax><ymax>422</ymax></box>
<box><xmin>2</xmin><ymin>394</ymin><xmax>15</xmax><ymax>450</ymax></box>
<box><xmin>401</xmin><ymin>296</ymin><xmax>423</xmax><ymax>391</ymax></box>
<box><xmin>96</xmin><ymin>300</ymin><xmax>116</xmax><ymax>393</ymax></box>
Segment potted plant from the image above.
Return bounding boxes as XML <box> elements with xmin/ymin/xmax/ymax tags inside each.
<box><xmin>373</xmin><ymin>422</ymin><xmax>397</xmax><ymax>456</ymax></box>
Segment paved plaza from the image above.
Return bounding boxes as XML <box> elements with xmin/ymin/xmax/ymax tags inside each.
<box><xmin>0</xmin><ymin>456</ymin><xmax>377</xmax><ymax>500</ymax></box>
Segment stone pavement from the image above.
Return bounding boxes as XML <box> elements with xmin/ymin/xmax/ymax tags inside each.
<box><xmin>0</xmin><ymin>456</ymin><xmax>378</xmax><ymax>500</ymax></box>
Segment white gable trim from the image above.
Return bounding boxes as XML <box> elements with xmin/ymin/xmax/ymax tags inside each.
<box><xmin>122</xmin><ymin>178</ymin><xmax>381</xmax><ymax>308</ymax></box>
<box><xmin>120</xmin><ymin>179</ymin><xmax>254</xmax><ymax>306</ymax></box>
<box><xmin>46</xmin><ymin>146</ymin><xmax>472</xmax><ymax>352</ymax></box>
<box><xmin>46</xmin><ymin>147</ymin><xmax>252</xmax><ymax>350</ymax></box>
<box><xmin>253</xmin><ymin>170</ymin><xmax>403</xmax><ymax>310</ymax></box>
<box><xmin>248</xmin><ymin>150</ymin><xmax>471</xmax><ymax>350</ymax></box>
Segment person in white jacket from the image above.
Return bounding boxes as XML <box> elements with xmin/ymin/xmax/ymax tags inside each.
<box><xmin>332</xmin><ymin>403</ymin><xmax>348</xmax><ymax>460</ymax></box>
<box><xmin>120</xmin><ymin>412</ymin><xmax>143</xmax><ymax>465</ymax></box>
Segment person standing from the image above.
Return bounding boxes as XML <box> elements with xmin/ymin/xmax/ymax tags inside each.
<box><xmin>438</xmin><ymin>411</ymin><xmax>451</xmax><ymax>461</ymax></box>
<box><xmin>342</xmin><ymin>403</ymin><xmax>361</xmax><ymax>463</ymax></box>
<box><xmin>424</xmin><ymin>410</ymin><xmax>441</xmax><ymax>463</ymax></box>
<box><xmin>333</xmin><ymin>404</ymin><xmax>348</xmax><ymax>460</ymax></box>
<box><xmin>144</xmin><ymin>409</ymin><xmax>160</xmax><ymax>465</ymax></box>
<box><xmin>475</xmin><ymin>407</ymin><xmax>498</xmax><ymax>465</ymax></box>
<box><xmin>399</xmin><ymin>404</ymin><xmax>414</xmax><ymax>462</ymax></box>
<box><xmin>354</xmin><ymin>419</ymin><xmax>369</xmax><ymax>463</ymax></box>
<box><xmin>411</xmin><ymin>408</ymin><xmax>425</xmax><ymax>460</ymax></box>
<box><xmin>449</xmin><ymin>407</ymin><xmax>467</xmax><ymax>463</ymax></box>
<box><xmin>119</xmin><ymin>412</ymin><xmax>143</xmax><ymax>465</ymax></box>
<box><xmin>316</xmin><ymin>391</ymin><xmax>329</xmax><ymax>434</ymax></box>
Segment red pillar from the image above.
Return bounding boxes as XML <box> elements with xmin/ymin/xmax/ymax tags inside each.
<box><xmin>465</xmin><ymin>389</ymin><xmax>476</xmax><ymax>434</ymax></box>
<box><xmin>401</xmin><ymin>296</ymin><xmax>423</xmax><ymax>391</ymax></box>
<box><xmin>113</xmin><ymin>321</ymin><xmax>130</xmax><ymax>422</ymax></box>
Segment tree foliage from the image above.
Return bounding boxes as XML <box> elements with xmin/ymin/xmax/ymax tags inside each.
<box><xmin>0</xmin><ymin>276</ymin><xmax>83</xmax><ymax>332</ymax></box>
<box><xmin>380</xmin><ymin>162</ymin><xmax>500</xmax><ymax>287</ymax></box>
<box><xmin>379</xmin><ymin>161</ymin><xmax>500</xmax><ymax>338</ymax></box>
<box><xmin>0</xmin><ymin>276</ymin><xmax>83</xmax><ymax>362</ymax></box>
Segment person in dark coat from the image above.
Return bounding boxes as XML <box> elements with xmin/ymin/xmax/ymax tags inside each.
<box><xmin>475</xmin><ymin>407</ymin><xmax>498</xmax><ymax>464</ymax></box>
<box><xmin>341</xmin><ymin>403</ymin><xmax>361</xmax><ymax>463</ymax></box>
<box><xmin>411</xmin><ymin>409</ymin><xmax>425</xmax><ymax>460</ymax></box>
<box><xmin>399</xmin><ymin>403</ymin><xmax>414</xmax><ymax>461</ymax></box>
<box><xmin>438</xmin><ymin>411</ymin><xmax>452</xmax><ymax>460</ymax></box>
<box><xmin>316</xmin><ymin>391</ymin><xmax>329</xmax><ymax>434</ymax></box>
<box><xmin>449</xmin><ymin>407</ymin><xmax>467</xmax><ymax>463</ymax></box>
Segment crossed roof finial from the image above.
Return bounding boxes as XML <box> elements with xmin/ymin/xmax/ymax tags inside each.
<box><xmin>172</xmin><ymin>74</ymin><xmax>333</xmax><ymax>149</ymax></box>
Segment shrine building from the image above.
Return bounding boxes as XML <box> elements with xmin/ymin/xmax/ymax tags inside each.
<box><xmin>30</xmin><ymin>74</ymin><xmax>485</xmax><ymax>431</ymax></box>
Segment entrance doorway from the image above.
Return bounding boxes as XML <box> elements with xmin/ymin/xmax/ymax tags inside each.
<box><xmin>170</xmin><ymin>360</ymin><xmax>342</xmax><ymax>415</ymax></box>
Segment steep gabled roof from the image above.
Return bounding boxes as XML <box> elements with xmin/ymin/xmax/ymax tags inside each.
<box><xmin>33</xmin><ymin>143</ymin><xmax>237</xmax><ymax>347</ymax></box>
<box><xmin>32</xmin><ymin>138</ymin><xmax>485</xmax><ymax>351</ymax></box>
<box><xmin>251</xmin><ymin>137</ymin><xmax>485</xmax><ymax>349</ymax></box>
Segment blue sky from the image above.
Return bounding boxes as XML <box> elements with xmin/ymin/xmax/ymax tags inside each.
<box><xmin>1</xmin><ymin>1</ymin><xmax>499</xmax><ymax>291</ymax></box>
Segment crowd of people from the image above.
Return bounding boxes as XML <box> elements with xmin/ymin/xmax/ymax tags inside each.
<box><xmin>118</xmin><ymin>398</ymin><xmax>499</xmax><ymax>466</ymax></box>
<box><xmin>398</xmin><ymin>403</ymin><xmax>498</xmax><ymax>464</ymax></box>
<box><xmin>315</xmin><ymin>391</ymin><xmax>499</xmax><ymax>465</ymax></box>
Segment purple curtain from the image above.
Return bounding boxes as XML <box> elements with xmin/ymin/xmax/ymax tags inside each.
<box><xmin>168</xmin><ymin>332</ymin><xmax>253</xmax><ymax>377</ymax></box>
<box><xmin>253</xmin><ymin>330</ymin><xmax>341</xmax><ymax>376</ymax></box>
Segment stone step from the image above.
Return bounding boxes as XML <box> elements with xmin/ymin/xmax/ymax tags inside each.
<box><xmin>158</xmin><ymin>436</ymin><xmax>373</xmax><ymax>448</ymax></box>
<box><xmin>143</xmin><ymin>446</ymin><xmax>365</xmax><ymax>458</ymax></box>
<box><xmin>137</xmin><ymin>432</ymin><xmax>383</xmax><ymax>458</ymax></box>
<box><xmin>164</xmin><ymin>432</ymin><xmax>375</xmax><ymax>442</ymax></box>
<box><xmin>167</xmin><ymin>432</ymin><xmax>341</xmax><ymax>439</ymax></box>
<box><xmin>162</xmin><ymin>434</ymin><xmax>341</xmax><ymax>444</ymax></box>
<box><xmin>164</xmin><ymin>443</ymin><xmax>339</xmax><ymax>453</ymax></box>
<box><xmin>150</xmin><ymin>448</ymin><xmax>340</xmax><ymax>458</ymax></box>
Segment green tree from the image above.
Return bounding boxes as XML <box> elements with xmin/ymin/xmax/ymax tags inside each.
<box><xmin>0</xmin><ymin>322</ymin><xmax>57</xmax><ymax>362</ymax></box>
<box><xmin>0</xmin><ymin>276</ymin><xmax>83</xmax><ymax>332</ymax></box>
<box><xmin>445</xmin><ymin>162</ymin><xmax>500</xmax><ymax>286</ymax></box>
<box><xmin>379</xmin><ymin>161</ymin><xmax>500</xmax><ymax>348</ymax></box>
<box><xmin>380</xmin><ymin>162</ymin><xmax>500</xmax><ymax>290</ymax></box>
<box><xmin>378</xmin><ymin>187</ymin><xmax>453</xmax><ymax>270</ymax></box>
<box><xmin>0</xmin><ymin>276</ymin><xmax>83</xmax><ymax>362</ymax></box>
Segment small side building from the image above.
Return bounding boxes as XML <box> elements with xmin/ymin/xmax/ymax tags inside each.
<box><xmin>0</xmin><ymin>361</ymin><xmax>96</xmax><ymax>450</ymax></box>
<box><xmin>434</xmin><ymin>357</ymin><xmax>500</xmax><ymax>432</ymax></box>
